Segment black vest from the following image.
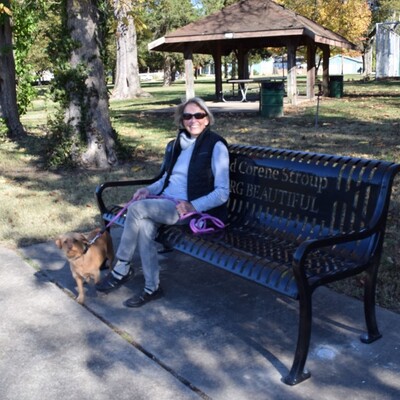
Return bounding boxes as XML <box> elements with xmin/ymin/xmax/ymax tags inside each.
<box><xmin>160</xmin><ymin>128</ymin><xmax>228</xmax><ymax>221</ymax></box>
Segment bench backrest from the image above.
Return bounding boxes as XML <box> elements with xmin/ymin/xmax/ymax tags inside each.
<box><xmin>228</xmin><ymin>145</ymin><xmax>399</xmax><ymax>259</ymax></box>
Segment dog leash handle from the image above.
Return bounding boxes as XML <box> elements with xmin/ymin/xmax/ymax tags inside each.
<box><xmin>180</xmin><ymin>211</ymin><xmax>225</xmax><ymax>234</ymax></box>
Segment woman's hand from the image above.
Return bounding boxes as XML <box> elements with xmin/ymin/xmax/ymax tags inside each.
<box><xmin>176</xmin><ymin>200</ymin><xmax>196</xmax><ymax>217</ymax></box>
<box><xmin>132</xmin><ymin>188</ymin><xmax>150</xmax><ymax>201</ymax></box>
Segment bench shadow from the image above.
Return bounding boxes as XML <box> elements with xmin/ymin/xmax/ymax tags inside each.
<box><xmin>24</xmin><ymin>241</ymin><xmax>400</xmax><ymax>398</ymax></box>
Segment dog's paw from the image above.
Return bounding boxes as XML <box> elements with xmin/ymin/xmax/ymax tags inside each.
<box><xmin>76</xmin><ymin>295</ymin><xmax>85</xmax><ymax>305</ymax></box>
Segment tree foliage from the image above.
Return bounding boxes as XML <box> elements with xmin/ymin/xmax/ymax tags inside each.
<box><xmin>0</xmin><ymin>2</ymin><xmax>12</xmax><ymax>16</ymax></box>
<box><xmin>277</xmin><ymin>0</ymin><xmax>372</xmax><ymax>50</ymax></box>
<box><xmin>143</xmin><ymin>0</ymin><xmax>198</xmax><ymax>84</ymax></box>
<box><xmin>147</xmin><ymin>0</ymin><xmax>196</xmax><ymax>38</ymax></box>
<box><xmin>12</xmin><ymin>0</ymin><xmax>49</xmax><ymax>114</ymax></box>
<box><xmin>371</xmin><ymin>0</ymin><xmax>400</xmax><ymax>24</ymax></box>
<box><xmin>0</xmin><ymin>0</ymin><xmax>49</xmax><ymax>121</ymax></box>
<box><xmin>194</xmin><ymin>0</ymin><xmax>237</xmax><ymax>15</ymax></box>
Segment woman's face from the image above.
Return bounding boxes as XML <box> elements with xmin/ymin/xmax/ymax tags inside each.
<box><xmin>182</xmin><ymin>102</ymin><xmax>209</xmax><ymax>138</ymax></box>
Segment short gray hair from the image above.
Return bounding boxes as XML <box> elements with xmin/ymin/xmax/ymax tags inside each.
<box><xmin>174</xmin><ymin>97</ymin><xmax>215</xmax><ymax>128</ymax></box>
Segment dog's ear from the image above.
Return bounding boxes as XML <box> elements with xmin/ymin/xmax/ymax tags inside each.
<box><xmin>55</xmin><ymin>238</ymin><xmax>62</xmax><ymax>249</ymax></box>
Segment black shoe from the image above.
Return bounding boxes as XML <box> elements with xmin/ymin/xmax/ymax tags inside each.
<box><xmin>96</xmin><ymin>268</ymin><xmax>134</xmax><ymax>293</ymax></box>
<box><xmin>124</xmin><ymin>287</ymin><xmax>164</xmax><ymax>308</ymax></box>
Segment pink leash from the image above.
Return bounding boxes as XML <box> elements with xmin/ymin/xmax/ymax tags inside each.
<box><xmin>147</xmin><ymin>195</ymin><xmax>226</xmax><ymax>233</ymax></box>
<box><xmin>87</xmin><ymin>196</ymin><xmax>138</xmax><ymax>246</ymax></box>
<box><xmin>179</xmin><ymin>211</ymin><xmax>225</xmax><ymax>234</ymax></box>
<box><xmin>88</xmin><ymin>195</ymin><xmax>225</xmax><ymax>246</ymax></box>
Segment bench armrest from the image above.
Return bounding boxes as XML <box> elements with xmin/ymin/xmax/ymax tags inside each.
<box><xmin>292</xmin><ymin>226</ymin><xmax>380</xmax><ymax>286</ymax></box>
<box><xmin>95</xmin><ymin>174</ymin><xmax>163</xmax><ymax>216</ymax></box>
<box><xmin>293</xmin><ymin>164</ymin><xmax>400</xmax><ymax>283</ymax></box>
<box><xmin>294</xmin><ymin>228</ymin><xmax>373</xmax><ymax>262</ymax></box>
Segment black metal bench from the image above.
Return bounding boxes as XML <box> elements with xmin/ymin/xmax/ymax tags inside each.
<box><xmin>95</xmin><ymin>144</ymin><xmax>400</xmax><ymax>385</ymax></box>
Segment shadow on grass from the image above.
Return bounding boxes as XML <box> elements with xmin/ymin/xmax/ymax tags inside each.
<box><xmin>2</xmin><ymin>77</ymin><xmax>399</xmax><ymax>324</ymax></box>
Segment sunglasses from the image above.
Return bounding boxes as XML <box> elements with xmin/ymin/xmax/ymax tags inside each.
<box><xmin>182</xmin><ymin>112</ymin><xmax>208</xmax><ymax>120</ymax></box>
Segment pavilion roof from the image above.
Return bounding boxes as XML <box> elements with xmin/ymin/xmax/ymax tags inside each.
<box><xmin>149</xmin><ymin>0</ymin><xmax>355</xmax><ymax>55</ymax></box>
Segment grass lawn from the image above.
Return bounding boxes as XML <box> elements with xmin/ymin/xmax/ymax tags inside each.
<box><xmin>1</xmin><ymin>75</ymin><xmax>399</xmax><ymax>312</ymax></box>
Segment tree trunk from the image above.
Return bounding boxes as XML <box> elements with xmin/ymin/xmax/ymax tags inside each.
<box><xmin>66</xmin><ymin>0</ymin><xmax>117</xmax><ymax>168</ymax></box>
<box><xmin>184</xmin><ymin>49</ymin><xmax>195</xmax><ymax>100</ymax></box>
<box><xmin>111</xmin><ymin>0</ymin><xmax>150</xmax><ymax>99</ymax></box>
<box><xmin>163</xmin><ymin>55</ymin><xmax>173</xmax><ymax>86</ymax></box>
<box><xmin>0</xmin><ymin>2</ymin><xmax>25</xmax><ymax>138</ymax></box>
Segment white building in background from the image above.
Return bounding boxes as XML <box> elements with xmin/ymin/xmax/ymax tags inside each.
<box><xmin>376</xmin><ymin>22</ymin><xmax>400</xmax><ymax>78</ymax></box>
<box><xmin>329</xmin><ymin>55</ymin><xmax>364</xmax><ymax>75</ymax></box>
<box><xmin>251</xmin><ymin>55</ymin><xmax>363</xmax><ymax>76</ymax></box>
<box><xmin>251</xmin><ymin>59</ymin><xmax>274</xmax><ymax>76</ymax></box>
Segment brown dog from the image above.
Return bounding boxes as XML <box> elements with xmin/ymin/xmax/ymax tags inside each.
<box><xmin>55</xmin><ymin>228</ymin><xmax>114</xmax><ymax>304</ymax></box>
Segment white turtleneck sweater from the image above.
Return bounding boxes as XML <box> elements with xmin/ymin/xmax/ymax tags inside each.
<box><xmin>146</xmin><ymin>133</ymin><xmax>230</xmax><ymax>212</ymax></box>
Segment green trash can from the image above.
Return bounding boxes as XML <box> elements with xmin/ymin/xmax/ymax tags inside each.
<box><xmin>329</xmin><ymin>75</ymin><xmax>344</xmax><ymax>98</ymax></box>
<box><xmin>260</xmin><ymin>81</ymin><xmax>284</xmax><ymax>118</ymax></box>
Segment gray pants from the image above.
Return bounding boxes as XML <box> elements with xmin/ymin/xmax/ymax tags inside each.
<box><xmin>116</xmin><ymin>198</ymin><xmax>180</xmax><ymax>292</ymax></box>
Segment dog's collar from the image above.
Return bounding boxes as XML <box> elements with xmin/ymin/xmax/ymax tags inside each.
<box><xmin>69</xmin><ymin>244</ymin><xmax>89</xmax><ymax>261</ymax></box>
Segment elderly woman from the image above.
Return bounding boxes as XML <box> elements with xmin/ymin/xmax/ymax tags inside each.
<box><xmin>96</xmin><ymin>97</ymin><xmax>230</xmax><ymax>307</ymax></box>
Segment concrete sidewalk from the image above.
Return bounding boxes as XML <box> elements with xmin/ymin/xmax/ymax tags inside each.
<box><xmin>2</xmin><ymin>226</ymin><xmax>400</xmax><ymax>399</ymax></box>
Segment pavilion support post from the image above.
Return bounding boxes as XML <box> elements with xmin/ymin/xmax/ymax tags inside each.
<box><xmin>320</xmin><ymin>44</ymin><xmax>330</xmax><ymax>96</ymax></box>
<box><xmin>213</xmin><ymin>44</ymin><xmax>223</xmax><ymax>102</ymax></box>
<box><xmin>184</xmin><ymin>47</ymin><xmax>195</xmax><ymax>100</ymax></box>
<box><xmin>237</xmin><ymin>45</ymin><xmax>250</xmax><ymax>79</ymax></box>
<box><xmin>287</xmin><ymin>43</ymin><xmax>297</xmax><ymax>105</ymax></box>
<box><xmin>306</xmin><ymin>43</ymin><xmax>316</xmax><ymax>100</ymax></box>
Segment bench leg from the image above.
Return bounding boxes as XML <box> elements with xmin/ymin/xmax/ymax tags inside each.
<box><xmin>282</xmin><ymin>294</ymin><xmax>312</xmax><ymax>385</ymax></box>
<box><xmin>219</xmin><ymin>90</ymin><xmax>227</xmax><ymax>103</ymax></box>
<box><xmin>360</xmin><ymin>264</ymin><xmax>382</xmax><ymax>344</ymax></box>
